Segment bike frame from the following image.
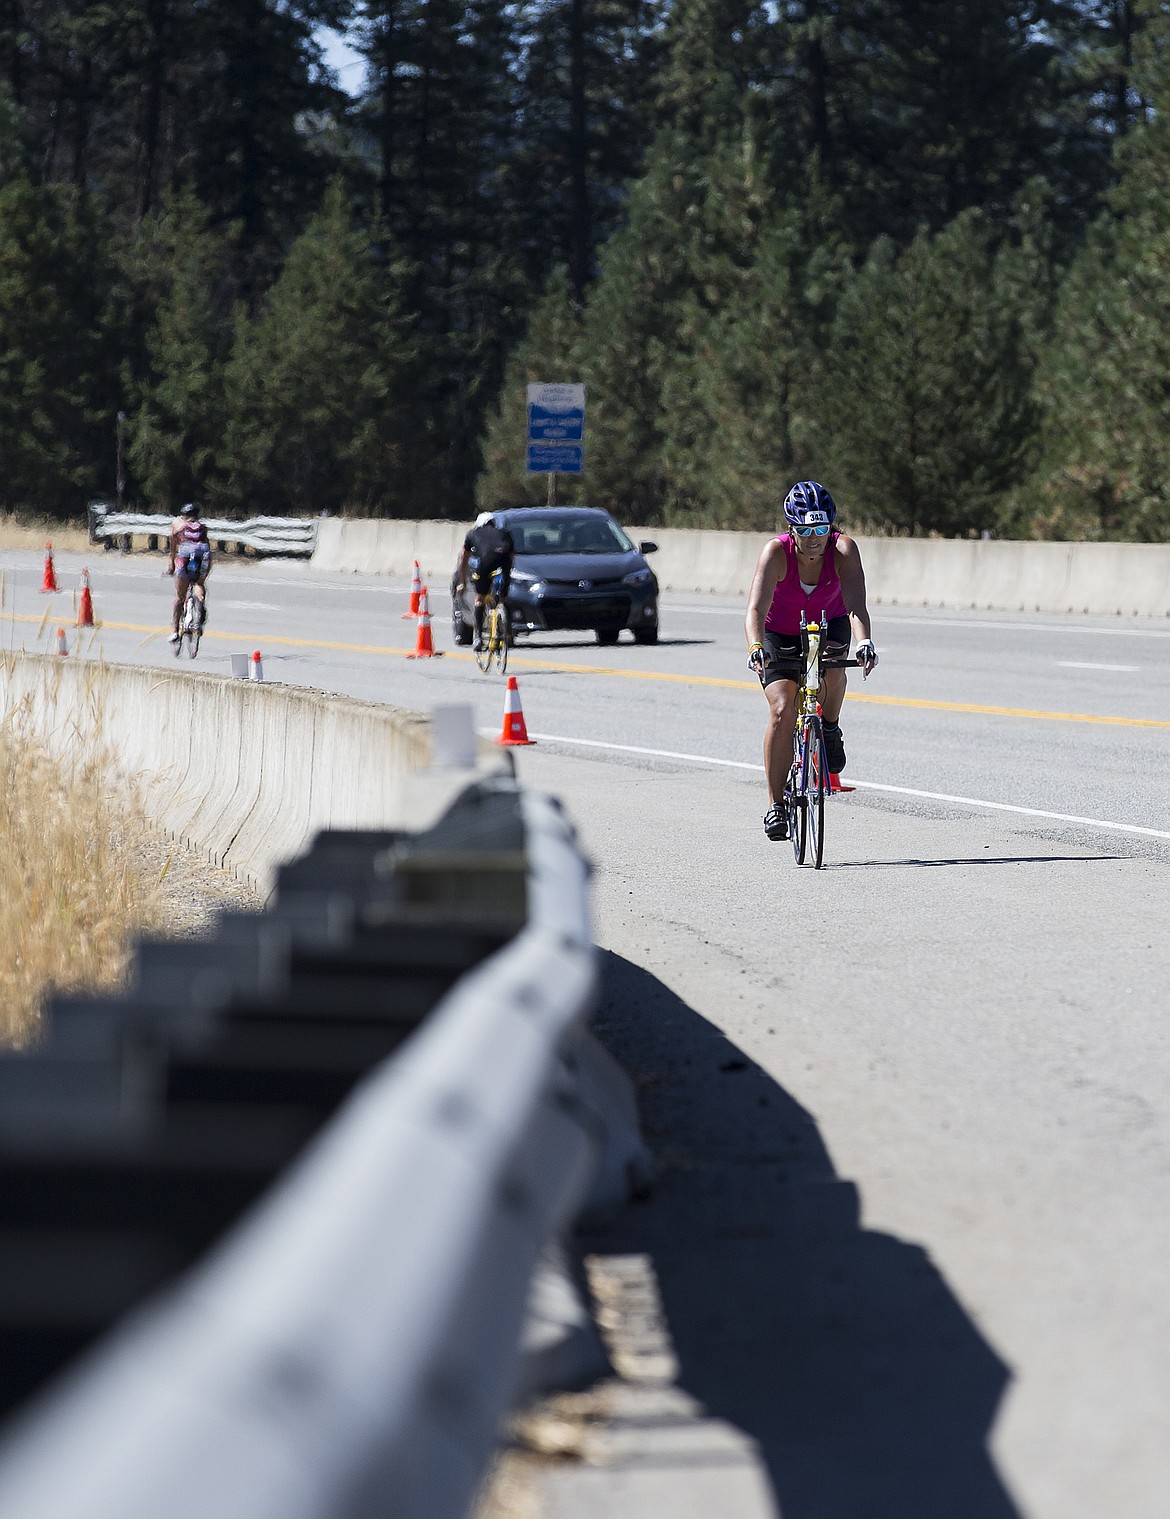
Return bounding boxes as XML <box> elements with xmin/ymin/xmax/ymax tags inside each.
<box><xmin>176</xmin><ymin>582</ymin><xmax>203</xmax><ymax>659</ymax></box>
<box><xmin>475</xmin><ymin>568</ymin><xmax>510</xmax><ymax>674</ymax></box>
<box><xmin>783</xmin><ymin>612</ymin><xmax>856</xmax><ymax>868</ymax></box>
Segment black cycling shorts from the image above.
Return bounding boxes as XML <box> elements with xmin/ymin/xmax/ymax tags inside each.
<box><xmin>471</xmin><ymin>556</ymin><xmax>511</xmax><ymax>597</ymax></box>
<box><xmin>758</xmin><ymin>617</ymin><xmax>851</xmax><ymax>688</ymax></box>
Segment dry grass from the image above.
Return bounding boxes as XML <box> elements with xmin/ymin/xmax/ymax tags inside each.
<box><xmin>0</xmin><ymin>512</ymin><xmax>91</xmax><ymax>554</ymax></box>
<box><xmin>0</xmin><ymin>721</ymin><xmax>166</xmax><ymax>1047</ymax></box>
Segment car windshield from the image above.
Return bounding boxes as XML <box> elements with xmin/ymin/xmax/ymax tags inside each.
<box><xmin>508</xmin><ymin>514</ymin><xmax>634</xmax><ymax>555</ymax></box>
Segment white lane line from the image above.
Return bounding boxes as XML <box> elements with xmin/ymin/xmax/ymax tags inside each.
<box><xmin>525</xmin><ymin>732</ymin><xmax>1170</xmax><ymax>842</ymax></box>
<box><xmin>1057</xmin><ymin>661</ymin><xmax>1139</xmax><ymax>672</ymax></box>
<box><xmin>846</xmin><ymin>781</ymin><xmax>1170</xmax><ymax>840</ymax></box>
<box><xmin>526</xmin><ymin>732</ymin><xmax>762</xmax><ymax>770</ymax></box>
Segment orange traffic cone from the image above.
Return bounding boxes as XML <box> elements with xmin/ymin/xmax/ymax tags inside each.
<box><xmin>495</xmin><ymin>675</ymin><xmax>536</xmax><ymax>746</ymax></box>
<box><xmin>55</xmin><ymin>626</ymin><xmax>68</xmax><ymax>656</ymax></box>
<box><xmin>250</xmin><ymin>650</ymin><xmax>264</xmax><ymax>682</ymax></box>
<box><xmin>77</xmin><ymin>567</ymin><xmax>95</xmax><ymax>627</ymax></box>
<box><xmin>40</xmin><ymin>543</ymin><xmax>58</xmax><ymax>593</ymax></box>
<box><xmin>406</xmin><ymin>585</ymin><xmax>438</xmax><ymax>658</ymax></box>
<box><xmin>829</xmin><ymin>773</ymin><xmax>855</xmax><ymax>793</ymax></box>
<box><xmin>401</xmin><ymin>559</ymin><xmax>422</xmax><ymax>618</ymax></box>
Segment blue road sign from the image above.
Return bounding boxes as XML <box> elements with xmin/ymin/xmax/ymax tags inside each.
<box><xmin>527</xmin><ymin>404</ymin><xmax>584</xmax><ymax>442</ymax></box>
<box><xmin>526</xmin><ymin>384</ymin><xmax>586</xmax><ymax>473</ymax></box>
<box><xmin>527</xmin><ymin>444</ymin><xmax>583</xmax><ymax>473</ymax></box>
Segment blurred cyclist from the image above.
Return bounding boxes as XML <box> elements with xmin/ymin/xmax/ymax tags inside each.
<box><xmin>167</xmin><ymin>501</ymin><xmax>212</xmax><ymax>644</ymax></box>
<box><xmin>745</xmin><ymin>481</ymin><xmax>878</xmax><ymax>841</ymax></box>
<box><xmin>456</xmin><ymin>511</ymin><xmax>515</xmax><ymax>649</ymax></box>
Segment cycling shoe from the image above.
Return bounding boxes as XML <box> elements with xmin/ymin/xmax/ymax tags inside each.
<box><xmin>823</xmin><ymin>721</ymin><xmax>846</xmax><ymax>773</ymax></box>
<box><xmin>763</xmin><ymin>803</ymin><xmax>789</xmax><ymax>841</ymax></box>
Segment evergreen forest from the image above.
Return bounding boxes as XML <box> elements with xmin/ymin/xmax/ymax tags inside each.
<box><xmin>3</xmin><ymin>1</ymin><xmax>1170</xmax><ymax>539</ymax></box>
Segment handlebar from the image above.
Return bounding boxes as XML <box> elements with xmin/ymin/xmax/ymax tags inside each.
<box><xmin>822</xmin><ymin>657</ymin><xmax>864</xmax><ymax>669</ymax></box>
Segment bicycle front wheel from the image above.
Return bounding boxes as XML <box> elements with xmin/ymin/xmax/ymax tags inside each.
<box><xmin>474</xmin><ymin>609</ymin><xmax>493</xmax><ymax>672</ymax></box>
<box><xmin>493</xmin><ymin>605</ymin><xmax>509</xmax><ymax>674</ymax></box>
<box><xmin>787</xmin><ymin>740</ymin><xmax>807</xmax><ymax>865</ymax></box>
<box><xmin>806</xmin><ymin>720</ymin><xmax>826</xmax><ymax>868</ymax></box>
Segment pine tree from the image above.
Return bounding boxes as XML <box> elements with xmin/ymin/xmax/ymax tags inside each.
<box><xmin>123</xmin><ymin>188</ymin><xmax>237</xmax><ymax>508</ymax></box>
<box><xmin>221</xmin><ymin>180</ymin><xmax>422</xmax><ymax>516</ymax></box>
<box><xmin>357</xmin><ymin>0</ymin><xmax>535</xmax><ymax>508</ymax></box>
<box><xmin>1031</xmin><ymin>5</ymin><xmax>1170</xmax><ymax>541</ymax></box>
<box><xmin>756</xmin><ymin>1</ymin><xmax>1089</xmax><ymax>253</ymax></box>
<box><xmin>553</xmin><ymin>1</ymin><xmax>766</xmax><ymax>522</ymax></box>
<box><xmin>513</xmin><ymin>0</ymin><xmax>665</xmax><ymax>301</ymax></box>
<box><xmin>659</xmin><ymin>186</ymin><xmax>844</xmax><ymax>527</ymax></box>
<box><xmin>814</xmin><ymin>211</ymin><xmax>1034</xmax><ymax>536</ymax></box>
<box><xmin>0</xmin><ymin>175</ymin><xmax>119</xmax><ymax>512</ymax></box>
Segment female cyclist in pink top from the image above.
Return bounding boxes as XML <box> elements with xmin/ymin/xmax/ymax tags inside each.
<box><xmin>744</xmin><ymin>482</ymin><xmax>878</xmax><ymax>842</ymax></box>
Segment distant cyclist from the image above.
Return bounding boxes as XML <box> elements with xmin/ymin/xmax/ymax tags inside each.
<box><xmin>167</xmin><ymin>501</ymin><xmax>212</xmax><ymax>645</ymax></box>
<box><xmin>456</xmin><ymin>511</ymin><xmax>515</xmax><ymax>649</ymax></box>
<box><xmin>745</xmin><ymin>481</ymin><xmax>878</xmax><ymax>841</ymax></box>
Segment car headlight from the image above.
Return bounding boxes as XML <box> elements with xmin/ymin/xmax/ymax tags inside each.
<box><xmin>509</xmin><ymin>572</ymin><xmax>543</xmax><ymax>596</ymax></box>
<box><xmin>623</xmin><ymin>568</ymin><xmax>653</xmax><ymax>587</ymax></box>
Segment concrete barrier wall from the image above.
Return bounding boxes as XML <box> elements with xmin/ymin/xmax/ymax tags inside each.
<box><xmin>313</xmin><ymin>518</ymin><xmax>466</xmax><ymax>583</ymax></box>
<box><xmin>0</xmin><ymin>655</ymin><xmax>430</xmax><ymax>892</ymax></box>
<box><xmin>313</xmin><ymin>518</ymin><xmax>1170</xmax><ymax>617</ymax></box>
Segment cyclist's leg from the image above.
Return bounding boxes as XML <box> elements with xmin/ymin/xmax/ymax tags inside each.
<box><xmin>817</xmin><ymin>615</ymin><xmax>852</xmax><ymax>769</ymax></box>
<box><xmin>819</xmin><ymin>666</ymin><xmax>846</xmax><ymax>720</ymax></box>
<box><xmin>816</xmin><ymin>614</ymin><xmax>852</xmax><ymax>720</ymax></box>
<box><xmin>194</xmin><ymin>568</ymin><xmax>208</xmax><ymax>623</ymax></box>
<box><xmin>759</xmin><ymin>631</ymin><xmax>803</xmax><ymax>801</ymax></box>
<box><xmin>171</xmin><ymin>570</ymin><xmax>187</xmax><ymax>634</ymax></box>
<box><xmin>471</xmin><ymin>567</ymin><xmax>491</xmax><ymax>643</ymax></box>
<box><xmin>763</xmin><ymin>677</ymin><xmax>799</xmax><ymax>804</ymax></box>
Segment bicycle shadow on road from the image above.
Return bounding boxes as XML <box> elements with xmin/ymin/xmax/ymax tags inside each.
<box><xmin>509</xmin><ymin>636</ymin><xmax>715</xmax><ymax>650</ymax></box>
<box><xmin>581</xmin><ymin>951</ymin><xmax>1022</xmax><ymax>1519</ymax></box>
<box><xmin>829</xmin><ymin>854</ymin><xmax>1119</xmax><ymax>870</ymax></box>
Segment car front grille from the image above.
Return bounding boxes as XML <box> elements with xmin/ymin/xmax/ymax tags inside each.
<box><xmin>544</xmin><ymin>577</ymin><xmax>624</xmax><ymax>591</ymax></box>
<box><xmin>539</xmin><ymin>593</ymin><xmax>631</xmax><ymax>629</ymax></box>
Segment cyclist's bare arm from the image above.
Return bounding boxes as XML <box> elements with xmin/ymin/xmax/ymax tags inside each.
<box><xmin>745</xmin><ymin>539</ymin><xmax>786</xmax><ymax>661</ymax></box>
<box><xmin>835</xmin><ymin>535</ymin><xmax>876</xmax><ymax>672</ymax></box>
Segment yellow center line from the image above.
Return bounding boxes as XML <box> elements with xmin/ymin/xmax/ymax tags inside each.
<box><xmin>7</xmin><ymin>612</ymin><xmax>1169</xmax><ymax>730</ymax></box>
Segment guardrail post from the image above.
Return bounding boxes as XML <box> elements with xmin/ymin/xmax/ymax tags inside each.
<box><xmin>86</xmin><ymin>501</ymin><xmax>107</xmax><ymax>545</ymax></box>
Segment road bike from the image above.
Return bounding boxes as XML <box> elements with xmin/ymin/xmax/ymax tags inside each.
<box><xmin>783</xmin><ymin>614</ymin><xmax>862</xmax><ymax>869</ymax></box>
<box><xmin>175</xmin><ymin>581</ymin><xmax>204</xmax><ymax>659</ymax></box>
<box><xmin>474</xmin><ymin>567</ymin><xmax>510</xmax><ymax>675</ymax></box>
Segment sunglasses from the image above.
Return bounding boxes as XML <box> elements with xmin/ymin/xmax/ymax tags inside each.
<box><xmin>793</xmin><ymin>523</ymin><xmax>830</xmax><ymax>538</ymax></box>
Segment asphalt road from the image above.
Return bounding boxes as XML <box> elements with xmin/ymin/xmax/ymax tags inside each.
<box><xmin>6</xmin><ymin>545</ymin><xmax>1170</xmax><ymax>1519</ymax></box>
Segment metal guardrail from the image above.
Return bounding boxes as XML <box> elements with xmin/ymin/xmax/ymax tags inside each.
<box><xmin>86</xmin><ymin>501</ymin><xmax>319</xmax><ymax>557</ymax></box>
<box><xmin>0</xmin><ymin>776</ymin><xmax>645</xmax><ymax>1518</ymax></box>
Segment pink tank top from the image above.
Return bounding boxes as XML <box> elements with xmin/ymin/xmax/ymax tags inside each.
<box><xmin>765</xmin><ymin>532</ymin><xmax>848</xmax><ymax>633</ymax></box>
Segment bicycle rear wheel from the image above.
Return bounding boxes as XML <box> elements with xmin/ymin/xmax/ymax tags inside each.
<box><xmin>806</xmin><ymin>720</ymin><xmax>826</xmax><ymax>868</ymax></box>
<box><xmin>492</xmin><ymin>604</ymin><xmax>509</xmax><ymax>674</ymax></box>
<box><xmin>184</xmin><ymin>593</ymin><xmax>202</xmax><ymax>658</ymax></box>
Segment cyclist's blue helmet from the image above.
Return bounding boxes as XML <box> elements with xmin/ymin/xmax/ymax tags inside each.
<box><xmin>782</xmin><ymin>480</ymin><xmax>836</xmax><ymax>529</ymax></box>
<box><xmin>180</xmin><ymin>501</ymin><xmax>201</xmax><ymax>517</ymax></box>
